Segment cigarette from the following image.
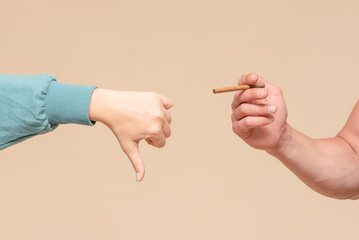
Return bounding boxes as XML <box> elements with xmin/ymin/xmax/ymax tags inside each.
<box><xmin>213</xmin><ymin>82</ymin><xmax>265</xmax><ymax>94</ymax></box>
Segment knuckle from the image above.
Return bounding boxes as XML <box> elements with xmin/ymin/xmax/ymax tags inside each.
<box><xmin>231</xmin><ymin>111</ymin><xmax>236</xmax><ymax>121</ymax></box>
<box><xmin>231</xmin><ymin>98</ymin><xmax>237</xmax><ymax>109</ymax></box>
<box><xmin>242</xmin><ymin>117</ymin><xmax>252</xmax><ymax>128</ymax></box>
<box><xmin>233</xmin><ymin>108</ymin><xmax>241</xmax><ymax>119</ymax></box>
<box><xmin>147</xmin><ymin>91</ymin><xmax>157</xmax><ymax>97</ymax></box>
<box><xmin>232</xmin><ymin>109</ymin><xmax>239</xmax><ymax>119</ymax></box>
<box><xmin>147</xmin><ymin>92</ymin><xmax>160</xmax><ymax>101</ymax></box>
<box><xmin>273</xmin><ymin>86</ymin><xmax>283</xmax><ymax>96</ymax></box>
<box><xmin>167</xmin><ymin>116</ymin><xmax>173</xmax><ymax>124</ymax></box>
<box><xmin>153</xmin><ymin>113</ymin><xmax>165</xmax><ymax>122</ymax></box>
<box><xmin>158</xmin><ymin>141</ymin><xmax>166</xmax><ymax>148</ymax></box>
<box><xmin>149</xmin><ymin>125</ymin><xmax>162</xmax><ymax>135</ymax></box>
<box><xmin>232</xmin><ymin>123</ymin><xmax>238</xmax><ymax>133</ymax></box>
<box><xmin>232</xmin><ymin>92</ymin><xmax>242</xmax><ymax>106</ymax></box>
<box><xmin>235</xmin><ymin>91</ymin><xmax>242</xmax><ymax>97</ymax></box>
<box><xmin>151</xmin><ymin>129</ymin><xmax>162</xmax><ymax>136</ymax></box>
<box><xmin>237</xmin><ymin>103</ymin><xmax>247</xmax><ymax>114</ymax></box>
<box><xmin>165</xmin><ymin>130</ymin><xmax>171</xmax><ymax>138</ymax></box>
<box><xmin>232</xmin><ymin>122</ymin><xmax>244</xmax><ymax>133</ymax></box>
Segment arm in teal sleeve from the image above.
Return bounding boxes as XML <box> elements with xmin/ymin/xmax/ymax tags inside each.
<box><xmin>0</xmin><ymin>74</ymin><xmax>97</xmax><ymax>150</ymax></box>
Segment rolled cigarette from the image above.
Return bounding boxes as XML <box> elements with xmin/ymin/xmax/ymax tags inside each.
<box><xmin>213</xmin><ymin>82</ymin><xmax>265</xmax><ymax>94</ymax></box>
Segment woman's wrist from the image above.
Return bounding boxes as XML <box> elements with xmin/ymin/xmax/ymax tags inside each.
<box><xmin>89</xmin><ymin>88</ymin><xmax>109</xmax><ymax>123</ymax></box>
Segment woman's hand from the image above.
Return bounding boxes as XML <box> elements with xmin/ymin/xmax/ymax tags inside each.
<box><xmin>89</xmin><ymin>89</ymin><xmax>173</xmax><ymax>182</ymax></box>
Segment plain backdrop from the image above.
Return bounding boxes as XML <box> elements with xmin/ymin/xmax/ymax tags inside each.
<box><xmin>1</xmin><ymin>0</ymin><xmax>359</xmax><ymax>239</ymax></box>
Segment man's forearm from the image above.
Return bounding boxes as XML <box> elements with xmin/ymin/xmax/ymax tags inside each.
<box><xmin>268</xmin><ymin>125</ymin><xmax>359</xmax><ymax>199</ymax></box>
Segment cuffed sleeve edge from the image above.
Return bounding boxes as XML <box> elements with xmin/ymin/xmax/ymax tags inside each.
<box><xmin>46</xmin><ymin>81</ymin><xmax>97</xmax><ymax>126</ymax></box>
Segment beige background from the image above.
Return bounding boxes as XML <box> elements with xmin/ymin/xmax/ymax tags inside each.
<box><xmin>1</xmin><ymin>0</ymin><xmax>359</xmax><ymax>239</ymax></box>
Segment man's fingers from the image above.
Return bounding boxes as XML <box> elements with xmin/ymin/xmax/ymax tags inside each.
<box><xmin>120</xmin><ymin>141</ymin><xmax>145</xmax><ymax>182</ymax></box>
<box><xmin>233</xmin><ymin>103</ymin><xmax>277</xmax><ymax>120</ymax></box>
<box><xmin>232</xmin><ymin>116</ymin><xmax>274</xmax><ymax>134</ymax></box>
<box><xmin>159</xmin><ymin>95</ymin><xmax>173</xmax><ymax>110</ymax></box>
<box><xmin>231</xmin><ymin>88</ymin><xmax>268</xmax><ymax>110</ymax></box>
<box><xmin>238</xmin><ymin>73</ymin><xmax>258</xmax><ymax>86</ymax></box>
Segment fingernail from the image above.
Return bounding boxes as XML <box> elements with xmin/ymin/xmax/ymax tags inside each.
<box><xmin>250</xmin><ymin>74</ymin><xmax>257</xmax><ymax>82</ymax></box>
<box><xmin>258</xmin><ymin>90</ymin><xmax>265</xmax><ymax>98</ymax></box>
<box><xmin>136</xmin><ymin>172</ymin><xmax>141</xmax><ymax>182</ymax></box>
<box><xmin>268</xmin><ymin>105</ymin><xmax>276</xmax><ymax>113</ymax></box>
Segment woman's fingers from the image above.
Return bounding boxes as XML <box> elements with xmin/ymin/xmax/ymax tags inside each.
<box><xmin>162</xmin><ymin>119</ymin><xmax>171</xmax><ymax>138</ymax></box>
<box><xmin>120</xmin><ymin>141</ymin><xmax>145</xmax><ymax>182</ymax></box>
<box><xmin>159</xmin><ymin>94</ymin><xmax>173</xmax><ymax>110</ymax></box>
<box><xmin>99</xmin><ymin>91</ymin><xmax>174</xmax><ymax>183</ymax></box>
<box><xmin>119</xmin><ymin>109</ymin><xmax>171</xmax><ymax>182</ymax></box>
<box><xmin>146</xmin><ymin>131</ymin><xmax>167</xmax><ymax>148</ymax></box>
<box><xmin>232</xmin><ymin>103</ymin><xmax>277</xmax><ymax>120</ymax></box>
<box><xmin>162</xmin><ymin>106</ymin><xmax>172</xmax><ymax>124</ymax></box>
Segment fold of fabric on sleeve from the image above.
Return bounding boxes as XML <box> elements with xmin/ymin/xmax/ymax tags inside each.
<box><xmin>0</xmin><ymin>73</ymin><xmax>97</xmax><ymax>150</ymax></box>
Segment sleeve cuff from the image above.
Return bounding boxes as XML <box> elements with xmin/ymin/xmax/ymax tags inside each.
<box><xmin>46</xmin><ymin>81</ymin><xmax>97</xmax><ymax>126</ymax></box>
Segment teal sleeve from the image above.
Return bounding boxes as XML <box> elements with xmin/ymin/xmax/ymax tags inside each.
<box><xmin>0</xmin><ymin>74</ymin><xmax>97</xmax><ymax>150</ymax></box>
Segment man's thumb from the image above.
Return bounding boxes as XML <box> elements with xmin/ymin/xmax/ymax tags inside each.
<box><xmin>121</xmin><ymin>141</ymin><xmax>145</xmax><ymax>182</ymax></box>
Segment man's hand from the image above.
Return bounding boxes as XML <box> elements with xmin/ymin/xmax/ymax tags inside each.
<box><xmin>89</xmin><ymin>89</ymin><xmax>173</xmax><ymax>182</ymax></box>
<box><xmin>231</xmin><ymin>73</ymin><xmax>288</xmax><ymax>151</ymax></box>
<box><xmin>231</xmin><ymin>74</ymin><xmax>359</xmax><ymax>199</ymax></box>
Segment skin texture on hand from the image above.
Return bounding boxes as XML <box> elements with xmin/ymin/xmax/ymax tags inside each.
<box><xmin>231</xmin><ymin>73</ymin><xmax>289</xmax><ymax>152</ymax></box>
<box><xmin>88</xmin><ymin>89</ymin><xmax>173</xmax><ymax>182</ymax></box>
<box><xmin>231</xmin><ymin>73</ymin><xmax>359</xmax><ymax>199</ymax></box>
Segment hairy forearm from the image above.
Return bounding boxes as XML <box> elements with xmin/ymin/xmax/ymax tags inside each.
<box><xmin>268</xmin><ymin>125</ymin><xmax>359</xmax><ymax>199</ymax></box>
<box><xmin>231</xmin><ymin>74</ymin><xmax>359</xmax><ymax>199</ymax></box>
